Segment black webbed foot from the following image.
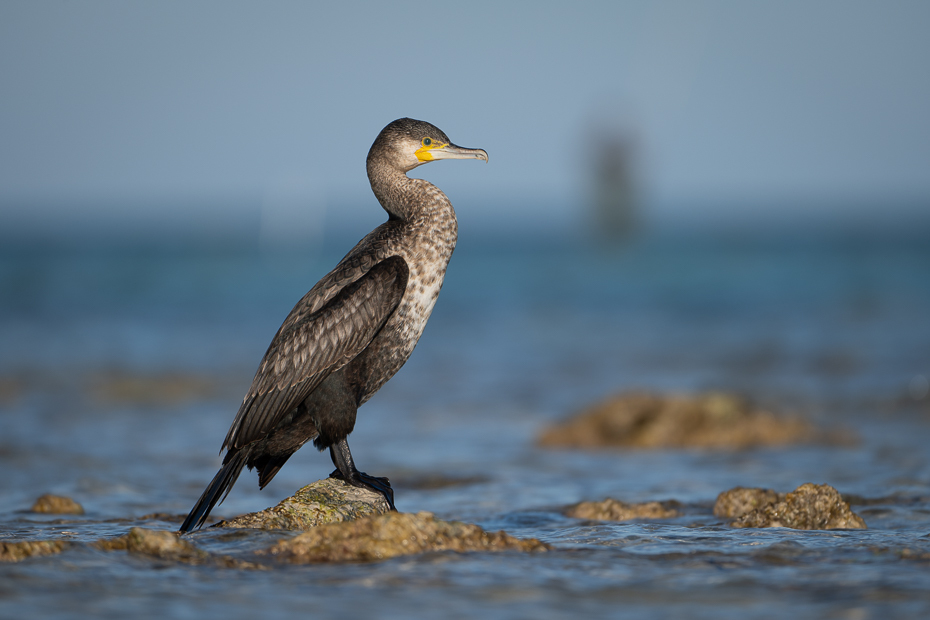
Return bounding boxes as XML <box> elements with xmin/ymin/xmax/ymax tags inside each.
<box><xmin>329</xmin><ymin>468</ymin><xmax>396</xmax><ymax>510</ymax></box>
<box><xmin>328</xmin><ymin>438</ymin><xmax>397</xmax><ymax>511</ymax></box>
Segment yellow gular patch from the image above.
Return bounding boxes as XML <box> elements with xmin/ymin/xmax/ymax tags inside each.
<box><xmin>415</xmin><ymin>142</ymin><xmax>448</xmax><ymax>162</ymax></box>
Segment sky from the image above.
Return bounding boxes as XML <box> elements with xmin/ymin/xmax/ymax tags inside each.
<box><xmin>1</xmin><ymin>0</ymin><xmax>929</xmax><ymax>241</ymax></box>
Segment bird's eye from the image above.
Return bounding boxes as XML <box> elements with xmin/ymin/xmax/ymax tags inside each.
<box><xmin>422</xmin><ymin>138</ymin><xmax>432</xmax><ymax>146</ymax></box>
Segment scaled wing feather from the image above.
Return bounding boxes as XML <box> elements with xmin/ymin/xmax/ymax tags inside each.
<box><xmin>222</xmin><ymin>256</ymin><xmax>408</xmax><ymax>451</ymax></box>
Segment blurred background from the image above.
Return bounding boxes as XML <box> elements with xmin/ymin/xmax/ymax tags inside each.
<box><xmin>2</xmin><ymin>2</ymin><xmax>930</xmax><ymax>617</ymax></box>
<box><xmin>2</xmin><ymin>0</ymin><xmax>929</xmax><ymax>245</ymax></box>
<box><xmin>2</xmin><ymin>0</ymin><xmax>930</xmax><ymax>497</ymax></box>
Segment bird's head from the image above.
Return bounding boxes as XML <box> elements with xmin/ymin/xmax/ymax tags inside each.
<box><xmin>368</xmin><ymin>118</ymin><xmax>488</xmax><ymax>174</ymax></box>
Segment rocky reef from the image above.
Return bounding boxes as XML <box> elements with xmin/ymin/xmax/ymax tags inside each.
<box><xmin>1</xmin><ymin>540</ymin><xmax>70</xmax><ymax>562</ymax></box>
<box><xmin>215</xmin><ymin>478</ymin><xmax>391</xmax><ymax>530</ymax></box>
<box><xmin>565</xmin><ymin>498</ymin><xmax>680</xmax><ymax>521</ymax></box>
<box><xmin>30</xmin><ymin>494</ymin><xmax>84</xmax><ymax>515</ymax></box>
<box><xmin>260</xmin><ymin>511</ymin><xmax>549</xmax><ymax>563</ymax></box>
<box><xmin>563</xmin><ymin>483</ymin><xmax>864</xmax><ymax>530</ymax></box>
<box><xmin>715</xmin><ymin>483</ymin><xmax>866</xmax><ymax>529</ymax></box>
<box><xmin>97</xmin><ymin>527</ymin><xmax>264</xmax><ymax>569</ymax></box>
<box><xmin>4</xmin><ymin>478</ymin><xmax>866</xmax><ymax>570</ymax></box>
<box><xmin>538</xmin><ymin>391</ymin><xmax>831</xmax><ymax>450</ymax></box>
<box><xmin>3</xmin><ymin>485</ymin><xmax>546</xmax><ymax>566</ymax></box>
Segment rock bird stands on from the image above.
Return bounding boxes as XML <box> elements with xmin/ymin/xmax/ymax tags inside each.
<box><xmin>180</xmin><ymin>118</ymin><xmax>487</xmax><ymax>532</ymax></box>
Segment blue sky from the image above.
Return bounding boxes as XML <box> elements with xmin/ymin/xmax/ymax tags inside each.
<box><xmin>1</xmin><ymin>1</ymin><xmax>928</xmax><ymax>238</ymax></box>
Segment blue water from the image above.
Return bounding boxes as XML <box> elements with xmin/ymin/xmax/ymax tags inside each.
<box><xmin>2</xmin><ymin>228</ymin><xmax>930</xmax><ymax>618</ymax></box>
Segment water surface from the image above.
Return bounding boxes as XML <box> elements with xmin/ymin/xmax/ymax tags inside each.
<box><xmin>2</xmin><ymin>230</ymin><xmax>929</xmax><ymax>618</ymax></box>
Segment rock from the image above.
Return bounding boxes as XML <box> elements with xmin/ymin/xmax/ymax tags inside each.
<box><xmin>566</xmin><ymin>498</ymin><xmax>680</xmax><ymax>521</ymax></box>
<box><xmin>0</xmin><ymin>540</ymin><xmax>70</xmax><ymax>563</ymax></box>
<box><xmin>216</xmin><ymin>478</ymin><xmax>390</xmax><ymax>530</ymax></box>
<box><xmin>123</xmin><ymin>528</ymin><xmax>209</xmax><ymax>562</ymax></box>
<box><xmin>259</xmin><ymin>511</ymin><xmax>550</xmax><ymax>563</ymax></box>
<box><xmin>30</xmin><ymin>494</ymin><xmax>85</xmax><ymax>515</ymax></box>
<box><xmin>97</xmin><ymin>528</ymin><xmax>263</xmax><ymax>569</ymax></box>
<box><xmin>714</xmin><ymin>487</ymin><xmax>783</xmax><ymax>518</ymax></box>
<box><xmin>728</xmin><ymin>483</ymin><xmax>866</xmax><ymax>530</ymax></box>
<box><xmin>538</xmin><ymin>391</ymin><xmax>821</xmax><ymax>450</ymax></box>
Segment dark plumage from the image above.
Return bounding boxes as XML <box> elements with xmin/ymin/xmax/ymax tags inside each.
<box><xmin>179</xmin><ymin>118</ymin><xmax>487</xmax><ymax>532</ymax></box>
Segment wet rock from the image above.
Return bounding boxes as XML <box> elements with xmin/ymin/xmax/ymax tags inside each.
<box><xmin>566</xmin><ymin>498</ymin><xmax>680</xmax><ymax>521</ymax></box>
<box><xmin>125</xmin><ymin>528</ymin><xmax>205</xmax><ymax>560</ymax></box>
<box><xmin>714</xmin><ymin>487</ymin><xmax>783</xmax><ymax>518</ymax></box>
<box><xmin>30</xmin><ymin>494</ymin><xmax>85</xmax><ymax>515</ymax></box>
<box><xmin>259</xmin><ymin>511</ymin><xmax>550</xmax><ymax>563</ymax></box>
<box><xmin>538</xmin><ymin>391</ymin><xmax>820</xmax><ymax>450</ymax></box>
<box><xmin>728</xmin><ymin>483</ymin><xmax>866</xmax><ymax>530</ymax></box>
<box><xmin>97</xmin><ymin>528</ymin><xmax>263</xmax><ymax>569</ymax></box>
<box><xmin>216</xmin><ymin>478</ymin><xmax>390</xmax><ymax>530</ymax></box>
<box><xmin>0</xmin><ymin>540</ymin><xmax>70</xmax><ymax>562</ymax></box>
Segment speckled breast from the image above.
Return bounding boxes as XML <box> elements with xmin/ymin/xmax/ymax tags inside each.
<box><xmin>352</xmin><ymin>197</ymin><xmax>458</xmax><ymax>405</ymax></box>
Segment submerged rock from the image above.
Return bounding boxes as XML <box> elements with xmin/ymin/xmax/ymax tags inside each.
<box><xmin>0</xmin><ymin>540</ymin><xmax>70</xmax><ymax>563</ymax></box>
<box><xmin>30</xmin><ymin>494</ymin><xmax>84</xmax><ymax>515</ymax></box>
<box><xmin>897</xmin><ymin>548</ymin><xmax>930</xmax><ymax>562</ymax></box>
<box><xmin>566</xmin><ymin>498</ymin><xmax>680</xmax><ymax>521</ymax></box>
<box><xmin>714</xmin><ymin>487</ymin><xmax>783</xmax><ymax>519</ymax></box>
<box><xmin>259</xmin><ymin>511</ymin><xmax>550</xmax><ymax>563</ymax></box>
<box><xmin>216</xmin><ymin>478</ymin><xmax>390</xmax><ymax>530</ymax></box>
<box><xmin>538</xmin><ymin>391</ymin><xmax>820</xmax><ymax>450</ymax></box>
<box><xmin>723</xmin><ymin>483</ymin><xmax>866</xmax><ymax>530</ymax></box>
<box><xmin>97</xmin><ymin>528</ymin><xmax>263</xmax><ymax>569</ymax></box>
<box><xmin>97</xmin><ymin>527</ymin><xmax>203</xmax><ymax>559</ymax></box>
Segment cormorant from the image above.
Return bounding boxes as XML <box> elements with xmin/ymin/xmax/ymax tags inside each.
<box><xmin>179</xmin><ymin>118</ymin><xmax>487</xmax><ymax>532</ymax></box>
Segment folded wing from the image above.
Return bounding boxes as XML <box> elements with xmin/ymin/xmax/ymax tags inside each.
<box><xmin>222</xmin><ymin>255</ymin><xmax>409</xmax><ymax>452</ymax></box>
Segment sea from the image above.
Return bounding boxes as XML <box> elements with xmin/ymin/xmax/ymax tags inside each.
<box><xmin>1</xmin><ymin>218</ymin><xmax>929</xmax><ymax>619</ymax></box>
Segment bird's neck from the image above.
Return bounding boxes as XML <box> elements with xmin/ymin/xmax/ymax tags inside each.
<box><xmin>367</xmin><ymin>159</ymin><xmax>458</xmax><ymax>288</ymax></box>
<box><xmin>367</xmin><ymin>160</ymin><xmax>454</xmax><ymax>225</ymax></box>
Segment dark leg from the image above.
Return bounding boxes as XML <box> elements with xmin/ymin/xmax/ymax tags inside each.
<box><xmin>329</xmin><ymin>438</ymin><xmax>396</xmax><ymax>510</ymax></box>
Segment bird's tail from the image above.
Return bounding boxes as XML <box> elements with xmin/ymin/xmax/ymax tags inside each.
<box><xmin>178</xmin><ymin>448</ymin><xmax>249</xmax><ymax>533</ymax></box>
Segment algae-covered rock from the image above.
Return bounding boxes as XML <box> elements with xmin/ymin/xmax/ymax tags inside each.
<box><xmin>98</xmin><ymin>528</ymin><xmax>263</xmax><ymax>569</ymax></box>
<box><xmin>714</xmin><ymin>487</ymin><xmax>783</xmax><ymax>518</ymax></box>
<box><xmin>30</xmin><ymin>494</ymin><xmax>85</xmax><ymax>515</ymax></box>
<box><xmin>124</xmin><ymin>527</ymin><xmax>210</xmax><ymax>562</ymax></box>
<box><xmin>0</xmin><ymin>540</ymin><xmax>70</xmax><ymax>562</ymax></box>
<box><xmin>259</xmin><ymin>511</ymin><xmax>550</xmax><ymax>563</ymax></box>
<box><xmin>216</xmin><ymin>478</ymin><xmax>390</xmax><ymax>530</ymax></box>
<box><xmin>565</xmin><ymin>498</ymin><xmax>680</xmax><ymax>521</ymax></box>
<box><xmin>538</xmin><ymin>391</ymin><xmax>820</xmax><ymax>450</ymax></box>
<box><xmin>728</xmin><ymin>483</ymin><xmax>866</xmax><ymax>530</ymax></box>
